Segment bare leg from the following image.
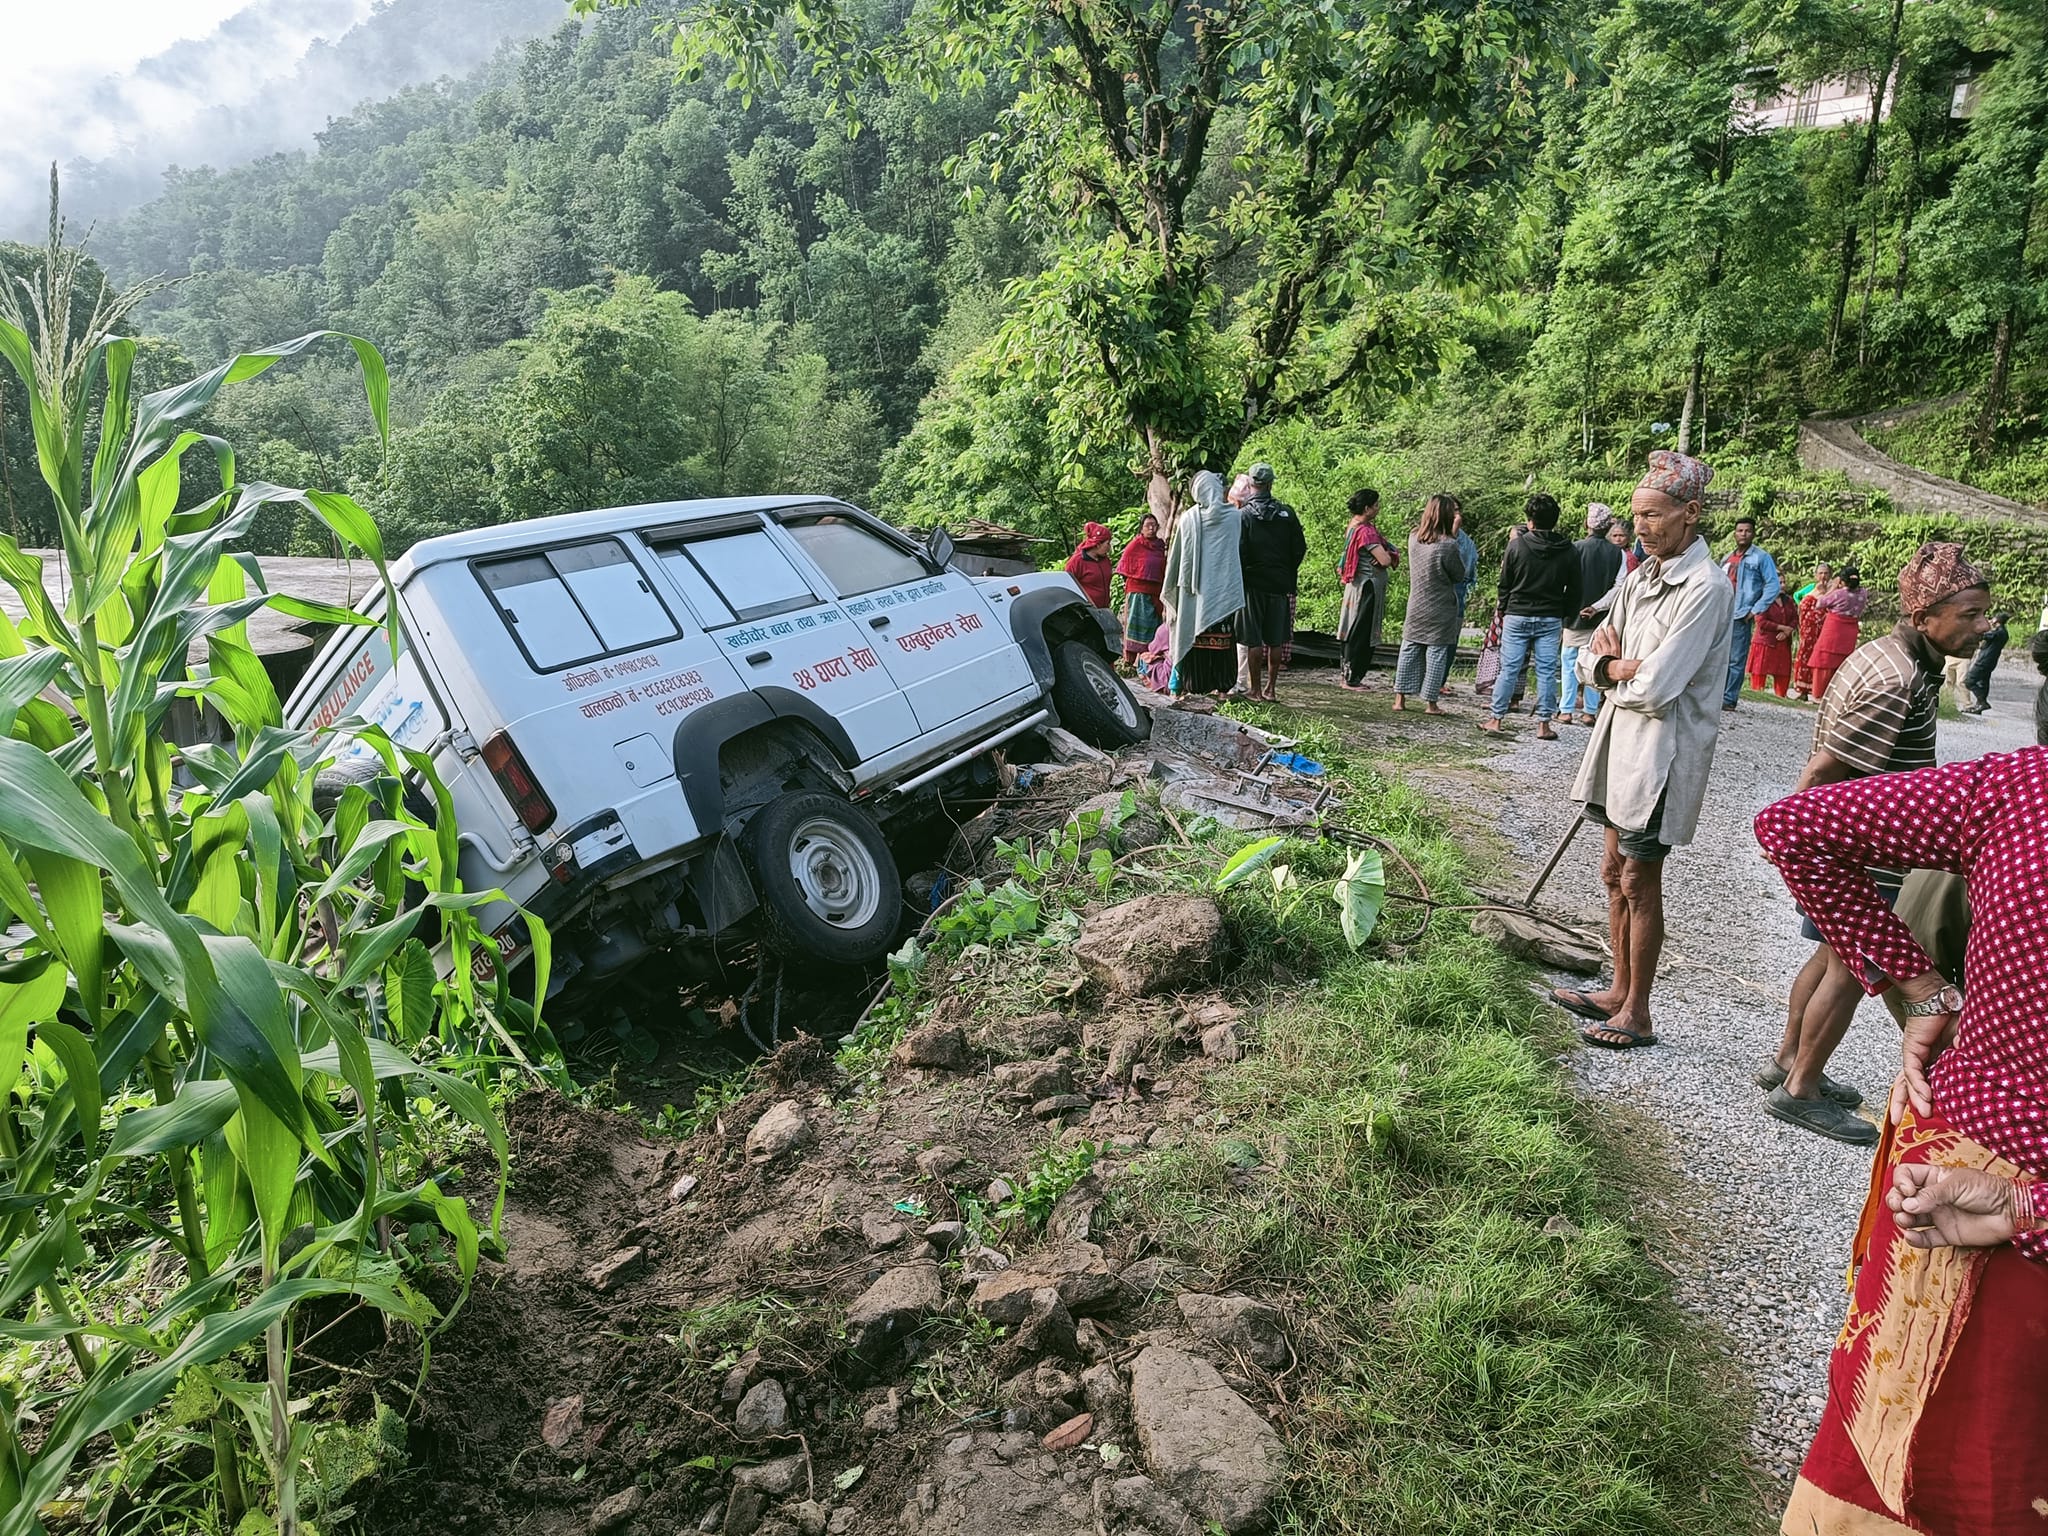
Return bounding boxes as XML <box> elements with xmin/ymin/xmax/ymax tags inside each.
<box><xmin>1774</xmin><ymin>944</ymin><xmax>1830</xmax><ymax>1071</ymax></box>
<box><xmin>1785</xmin><ymin>949</ymin><xmax>1866</xmax><ymax>1099</ymax></box>
<box><xmin>1584</xmin><ymin>830</ymin><xmax>1631</xmax><ymax>1014</ymax></box>
<box><xmin>1262</xmin><ymin>647</ymin><xmax>1281</xmax><ymax>701</ymax></box>
<box><xmin>1246</xmin><ymin>648</ymin><xmax>1265</xmax><ymax>701</ymax></box>
<box><xmin>1605</xmin><ymin>855</ymin><xmax>1665</xmax><ymax>1038</ymax></box>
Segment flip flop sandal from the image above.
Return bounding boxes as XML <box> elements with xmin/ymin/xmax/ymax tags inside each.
<box><xmin>1581</xmin><ymin>1021</ymin><xmax>1657</xmax><ymax>1050</ymax></box>
<box><xmin>1551</xmin><ymin>987</ymin><xmax>1615</xmax><ymax>1021</ymax></box>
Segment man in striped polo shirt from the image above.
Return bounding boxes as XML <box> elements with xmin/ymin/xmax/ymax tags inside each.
<box><xmin>1758</xmin><ymin>543</ymin><xmax>1994</xmax><ymax>1144</ymax></box>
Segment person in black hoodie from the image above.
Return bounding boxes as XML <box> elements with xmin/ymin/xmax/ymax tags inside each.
<box><xmin>1235</xmin><ymin>463</ymin><xmax>1308</xmax><ymax>701</ymax></box>
<box><xmin>1483</xmin><ymin>492</ymin><xmax>1582</xmax><ymax>740</ymax></box>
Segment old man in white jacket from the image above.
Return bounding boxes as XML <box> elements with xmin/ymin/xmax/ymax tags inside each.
<box><xmin>1551</xmin><ymin>449</ymin><xmax>1734</xmax><ymax>1050</ymax></box>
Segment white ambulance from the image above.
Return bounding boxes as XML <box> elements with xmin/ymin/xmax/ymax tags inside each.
<box><xmin>283</xmin><ymin>496</ymin><xmax>1146</xmax><ymax>997</ymax></box>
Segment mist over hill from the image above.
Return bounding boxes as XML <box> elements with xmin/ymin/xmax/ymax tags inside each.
<box><xmin>2</xmin><ymin>0</ymin><xmax>568</xmax><ymax>236</ymax></box>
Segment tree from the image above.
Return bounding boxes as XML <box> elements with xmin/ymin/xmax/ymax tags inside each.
<box><xmin>1909</xmin><ymin>18</ymin><xmax>2048</xmax><ymax>458</ymax></box>
<box><xmin>596</xmin><ymin>0</ymin><xmax>1562</xmax><ymax>526</ymax></box>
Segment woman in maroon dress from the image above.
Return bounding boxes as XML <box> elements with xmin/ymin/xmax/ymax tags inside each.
<box><xmin>1805</xmin><ymin>567</ymin><xmax>1868</xmax><ymax>699</ymax></box>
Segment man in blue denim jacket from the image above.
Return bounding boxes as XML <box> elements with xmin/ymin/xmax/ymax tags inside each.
<box><xmin>1720</xmin><ymin>516</ymin><xmax>1781</xmax><ymax>711</ymax></box>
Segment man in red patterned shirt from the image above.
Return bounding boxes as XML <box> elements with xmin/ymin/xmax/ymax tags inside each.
<box><xmin>1754</xmin><ymin>635</ymin><xmax>2048</xmax><ymax>1536</ymax></box>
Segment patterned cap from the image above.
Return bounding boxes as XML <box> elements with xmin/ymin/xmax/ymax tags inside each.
<box><xmin>1897</xmin><ymin>542</ymin><xmax>1990</xmax><ymax>618</ymax></box>
<box><xmin>1082</xmin><ymin>521</ymin><xmax>1111</xmax><ymax>545</ymax></box>
<box><xmin>1586</xmin><ymin>502</ymin><xmax>1614</xmax><ymax>533</ymax></box>
<box><xmin>1637</xmin><ymin>449</ymin><xmax>1714</xmax><ymax>505</ymax></box>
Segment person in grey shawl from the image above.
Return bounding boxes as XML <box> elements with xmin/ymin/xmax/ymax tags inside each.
<box><xmin>1392</xmin><ymin>492</ymin><xmax>1465</xmax><ymax>713</ymax></box>
<box><xmin>1161</xmin><ymin>470</ymin><xmax>1245</xmax><ymax>697</ymax></box>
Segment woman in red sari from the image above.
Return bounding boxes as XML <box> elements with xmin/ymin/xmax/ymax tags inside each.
<box><xmin>1754</xmin><ymin>643</ymin><xmax>2048</xmax><ymax>1536</ymax></box>
<box><xmin>1747</xmin><ymin>590</ymin><xmax>1799</xmax><ymax>696</ymax></box>
<box><xmin>1792</xmin><ymin>564</ymin><xmax>1833</xmax><ymax>700</ymax></box>
<box><xmin>1114</xmin><ymin>514</ymin><xmax>1166</xmax><ymax>666</ymax></box>
<box><xmin>1805</xmin><ymin>566</ymin><xmax>1869</xmax><ymax>699</ymax></box>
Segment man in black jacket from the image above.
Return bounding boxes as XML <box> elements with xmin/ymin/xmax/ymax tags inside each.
<box><xmin>1236</xmin><ymin>463</ymin><xmax>1308</xmax><ymax>701</ymax></box>
<box><xmin>1483</xmin><ymin>492</ymin><xmax>1582</xmax><ymax>740</ymax></box>
<box><xmin>1560</xmin><ymin>503</ymin><xmax>1628</xmax><ymax>725</ymax></box>
<box><xmin>1963</xmin><ymin>611</ymin><xmax>2010</xmax><ymax>713</ymax></box>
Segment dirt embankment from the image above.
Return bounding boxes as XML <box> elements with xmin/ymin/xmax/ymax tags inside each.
<box><xmin>344</xmin><ymin>749</ymin><xmax>1308</xmax><ymax>1536</ymax></box>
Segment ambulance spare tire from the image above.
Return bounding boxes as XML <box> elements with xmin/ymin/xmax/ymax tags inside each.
<box><xmin>744</xmin><ymin>790</ymin><xmax>902</xmax><ymax>966</ymax></box>
<box><xmin>1049</xmin><ymin>639</ymin><xmax>1149</xmax><ymax>749</ymax></box>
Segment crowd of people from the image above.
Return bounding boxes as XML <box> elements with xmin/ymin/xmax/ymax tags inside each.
<box><xmin>1064</xmin><ymin>449</ymin><xmax>2044</xmax><ymax>1536</ymax></box>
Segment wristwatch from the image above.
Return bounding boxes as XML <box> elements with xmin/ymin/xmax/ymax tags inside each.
<box><xmin>1901</xmin><ymin>984</ymin><xmax>1964</xmax><ymax>1018</ymax></box>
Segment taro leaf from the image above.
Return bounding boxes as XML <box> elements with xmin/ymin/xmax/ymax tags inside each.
<box><xmin>1214</xmin><ymin>835</ymin><xmax>1287</xmax><ymax>891</ymax></box>
<box><xmin>1334</xmin><ymin>848</ymin><xmax>1387</xmax><ymax>950</ymax></box>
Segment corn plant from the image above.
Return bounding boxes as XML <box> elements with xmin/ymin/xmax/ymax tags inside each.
<box><xmin>0</xmin><ymin>193</ymin><xmax>541</xmax><ymax>1532</ymax></box>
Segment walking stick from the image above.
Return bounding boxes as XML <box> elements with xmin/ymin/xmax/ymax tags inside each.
<box><xmin>1522</xmin><ymin>813</ymin><xmax>1586</xmax><ymax>909</ymax></box>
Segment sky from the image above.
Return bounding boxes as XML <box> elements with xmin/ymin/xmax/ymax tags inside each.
<box><xmin>1</xmin><ymin>0</ymin><xmax>377</xmax><ymax>224</ymax></box>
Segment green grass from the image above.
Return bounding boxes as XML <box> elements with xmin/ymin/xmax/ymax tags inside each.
<box><xmin>1108</xmin><ymin>766</ymin><xmax>1770</xmax><ymax>1534</ymax></box>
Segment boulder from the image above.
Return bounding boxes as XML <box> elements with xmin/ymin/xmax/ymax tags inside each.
<box><xmin>1472</xmin><ymin>909</ymin><xmax>1606</xmax><ymax>975</ymax></box>
<box><xmin>971</xmin><ymin>1242</ymin><xmax>1120</xmax><ymax>1324</ymax></box>
<box><xmin>1074</xmin><ymin>895</ymin><xmax>1225</xmax><ymax>998</ymax></box>
<box><xmin>1175</xmin><ymin>1293</ymin><xmax>1292</xmax><ymax>1371</ymax></box>
<box><xmin>1129</xmin><ymin>1346</ymin><xmax>1282</xmax><ymax>1532</ymax></box>
<box><xmin>735</xmin><ymin>1378</ymin><xmax>789</xmax><ymax>1438</ymax></box>
<box><xmin>589</xmin><ymin>1486</ymin><xmax>646</xmax><ymax>1533</ymax></box>
<box><xmin>892</xmin><ymin>1022</ymin><xmax>976</xmax><ymax>1073</ymax></box>
<box><xmin>746</xmin><ymin>1102</ymin><xmax>812</xmax><ymax>1164</ymax></box>
<box><xmin>845</xmin><ymin>1261</ymin><xmax>943</xmax><ymax>1361</ymax></box>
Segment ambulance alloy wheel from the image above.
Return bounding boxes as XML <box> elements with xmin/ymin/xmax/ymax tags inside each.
<box><xmin>744</xmin><ymin>790</ymin><xmax>902</xmax><ymax>966</ymax></box>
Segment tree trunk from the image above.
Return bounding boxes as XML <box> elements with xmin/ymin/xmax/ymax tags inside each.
<box><xmin>1677</xmin><ymin>338</ymin><xmax>1706</xmax><ymax>454</ymax></box>
<box><xmin>1828</xmin><ymin>0</ymin><xmax>1905</xmax><ymax>359</ymax></box>
<box><xmin>1146</xmin><ymin>431</ymin><xmax>1179</xmax><ymax>541</ymax></box>
<box><xmin>1975</xmin><ymin>309</ymin><xmax>2015</xmax><ymax>462</ymax></box>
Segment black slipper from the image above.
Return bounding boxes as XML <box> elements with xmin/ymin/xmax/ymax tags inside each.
<box><xmin>1580</xmin><ymin>1021</ymin><xmax>1657</xmax><ymax>1050</ymax></box>
<box><xmin>1551</xmin><ymin>987</ymin><xmax>1615</xmax><ymax>1022</ymax></box>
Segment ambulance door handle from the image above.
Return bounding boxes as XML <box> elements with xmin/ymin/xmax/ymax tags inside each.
<box><xmin>869</xmin><ymin>617</ymin><xmax>891</xmax><ymax>629</ymax></box>
<box><xmin>745</xmin><ymin>651</ymin><xmax>771</xmax><ymax>666</ymax></box>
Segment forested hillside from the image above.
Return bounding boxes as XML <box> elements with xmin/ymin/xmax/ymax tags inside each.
<box><xmin>3</xmin><ymin>0</ymin><xmax>2044</xmax><ymax>581</ymax></box>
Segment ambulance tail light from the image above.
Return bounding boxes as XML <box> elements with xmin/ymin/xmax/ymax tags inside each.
<box><xmin>481</xmin><ymin>731</ymin><xmax>556</xmax><ymax>833</ymax></box>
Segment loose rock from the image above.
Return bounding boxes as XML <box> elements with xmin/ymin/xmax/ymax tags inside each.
<box><xmin>720</xmin><ymin>1349</ymin><xmax>762</xmax><ymax>1405</ymax></box>
<box><xmin>1175</xmin><ymin>1293</ymin><xmax>1292</xmax><ymax>1371</ymax></box>
<box><xmin>734</xmin><ymin>1378</ymin><xmax>789</xmax><ymax>1438</ymax></box>
<box><xmin>668</xmin><ymin>1171</ymin><xmax>701</xmax><ymax>1203</ymax></box>
<box><xmin>1129</xmin><ymin>1345</ymin><xmax>1283</xmax><ymax>1532</ymax></box>
<box><xmin>589</xmin><ymin>1486</ymin><xmax>646</xmax><ymax>1533</ymax></box>
<box><xmin>722</xmin><ymin>1485</ymin><xmax>766</xmax><ymax>1536</ymax></box>
<box><xmin>923</xmin><ymin>1220</ymin><xmax>966</xmax><ymax>1253</ymax></box>
<box><xmin>1032</xmin><ymin>1093</ymin><xmax>1091</xmax><ymax>1120</ymax></box>
<box><xmin>860</xmin><ymin>1212</ymin><xmax>907</xmax><ymax>1250</ymax></box>
<box><xmin>541</xmin><ymin>1393</ymin><xmax>585</xmax><ymax>1453</ymax></box>
<box><xmin>787</xmin><ymin>1500</ymin><xmax>829</xmax><ymax>1536</ymax></box>
<box><xmin>733</xmin><ymin>1453</ymin><xmax>806</xmax><ymax>1497</ymax></box>
<box><xmin>891</xmin><ymin>1021</ymin><xmax>975</xmax><ymax>1073</ymax></box>
<box><xmin>746</xmin><ymin>1102</ymin><xmax>812</xmax><ymax>1164</ymax></box>
<box><xmin>1073</xmin><ymin>895</ymin><xmax>1225</xmax><ymax>998</ymax></box>
<box><xmin>845</xmin><ymin>1261</ymin><xmax>943</xmax><ymax>1361</ymax></box>
<box><xmin>861</xmin><ymin>1386</ymin><xmax>903</xmax><ymax>1434</ymax></box>
<box><xmin>1097</xmin><ymin>1474</ymin><xmax>1202</xmax><ymax>1536</ymax></box>
<box><xmin>973</xmin><ymin>1011</ymin><xmax>1077</xmax><ymax>1060</ymax></box>
<box><xmin>1002</xmin><ymin>1286</ymin><xmax>1079</xmax><ymax>1366</ymax></box>
<box><xmin>1199</xmin><ymin>1022</ymin><xmax>1243</xmax><ymax>1061</ymax></box>
<box><xmin>1081</xmin><ymin>1362</ymin><xmax>1130</xmax><ymax>1436</ymax></box>
<box><xmin>972</xmin><ymin>1242</ymin><xmax>1120</xmax><ymax>1323</ymax></box>
<box><xmin>585</xmin><ymin>1246</ymin><xmax>645</xmax><ymax>1293</ymax></box>
<box><xmin>991</xmin><ymin>1060</ymin><xmax>1076</xmax><ymax>1100</ymax></box>
<box><xmin>915</xmin><ymin>1144</ymin><xmax>967</xmax><ymax>1179</ymax></box>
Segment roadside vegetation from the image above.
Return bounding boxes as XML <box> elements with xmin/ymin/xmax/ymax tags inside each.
<box><xmin>0</xmin><ymin>218</ymin><xmax>547</xmax><ymax>1535</ymax></box>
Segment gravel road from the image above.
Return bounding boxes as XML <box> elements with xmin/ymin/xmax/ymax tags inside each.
<box><xmin>1462</xmin><ymin>670</ymin><xmax>2036</xmax><ymax>1488</ymax></box>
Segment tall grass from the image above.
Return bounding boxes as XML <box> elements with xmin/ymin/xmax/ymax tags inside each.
<box><xmin>1114</xmin><ymin>775</ymin><xmax>1769</xmax><ymax>1535</ymax></box>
